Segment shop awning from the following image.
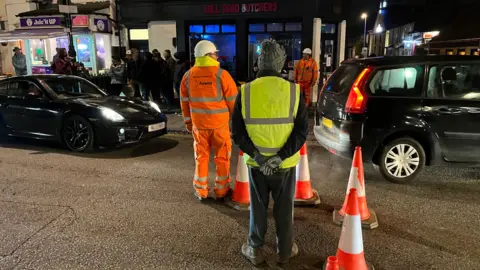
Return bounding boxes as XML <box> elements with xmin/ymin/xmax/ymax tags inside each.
<box><xmin>0</xmin><ymin>28</ymin><xmax>90</xmax><ymax>42</ymax></box>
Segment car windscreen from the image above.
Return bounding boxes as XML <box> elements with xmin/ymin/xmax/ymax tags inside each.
<box><xmin>41</xmin><ymin>77</ymin><xmax>106</xmax><ymax>98</ymax></box>
<box><xmin>323</xmin><ymin>64</ymin><xmax>362</xmax><ymax>95</ymax></box>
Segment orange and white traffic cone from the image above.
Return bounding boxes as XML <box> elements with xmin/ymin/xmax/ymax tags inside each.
<box><xmin>333</xmin><ymin>146</ymin><xmax>379</xmax><ymax>229</ymax></box>
<box><xmin>323</xmin><ymin>256</ymin><xmax>340</xmax><ymax>270</ymax></box>
<box><xmin>336</xmin><ymin>188</ymin><xmax>374</xmax><ymax>270</ymax></box>
<box><xmin>294</xmin><ymin>143</ymin><xmax>321</xmax><ymax>206</ymax></box>
<box><xmin>226</xmin><ymin>151</ymin><xmax>250</xmax><ymax>211</ymax></box>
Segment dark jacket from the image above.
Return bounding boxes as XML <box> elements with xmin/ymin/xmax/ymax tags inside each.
<box><xmin>165</xmin><ymin>56</ymin><xmax>176</xmax><ymax>81</ymax></box>
<box><xmin>231</xmin><ymin>69</ymin><xmax>308</xmax><ymax>161</ymax></box>
<box><xmin>126</xmin><ymin>59</ymin><xmax>141</xmax><ymax>81</ymax></box>
<box><xmin>173</xmin><ymin>52</ymin><xmax>189</xmax><ymax>86</ymax></box>
<box><xmin>110</xmin><ymin>63</ymin><xmax>127</xmax><ymax>84</ymax></box>
<box><xmin>138</xmin><ymin>56</ymin><xmax>164</xmax><ymax>87</ymax></box>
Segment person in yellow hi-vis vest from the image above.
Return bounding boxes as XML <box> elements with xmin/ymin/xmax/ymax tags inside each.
<box><xmin>231</xmin><ymin>39</ymin><xmax>308</xmax><ymax>266</ymax></box>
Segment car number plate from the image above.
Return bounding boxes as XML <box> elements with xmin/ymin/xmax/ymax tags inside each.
<box><xmin>322</xmin><ymin>117</ymin><xmax>333</xmax><ymax>129</ymax></box>
<box><xmin>148</xmin><ymin>123</ymin><xmax>165</xmax><ymax>132</ymax></box>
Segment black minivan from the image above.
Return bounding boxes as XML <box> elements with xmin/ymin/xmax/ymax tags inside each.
<box><xmin>314</xmin><ymin>55</ymin><xmax>480</xmax><ymax>183</ymax></box>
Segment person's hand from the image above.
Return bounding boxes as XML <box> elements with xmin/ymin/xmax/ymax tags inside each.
<box><xmin>254</xmin><ymin>152</ymin><xmax>270</xmax><ymax>167</ymax></box>
<box><xmin>253</xmin><ymin>67</ymin><xmax>258</xmax><ymax>72</ymax></box>
<box><xmin>260</xmin><ymin>155</ymin><xmax>283</xmax><ymax>176</ymax></box>
<box><xmin>186</xmin><ymin>124</ymin><xmax>192</xmax><ymax>133</ymax></box>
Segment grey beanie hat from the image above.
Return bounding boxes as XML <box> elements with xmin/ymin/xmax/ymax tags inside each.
<box><xmin>258</xmin><ymin>39</ymin><xmax>286</xmax><ymax>72</ymax></box>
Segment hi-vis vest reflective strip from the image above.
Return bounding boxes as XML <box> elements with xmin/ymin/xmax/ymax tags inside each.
<box><xmin>241</xmin><ymin>77</ymin><xmax>301</xmax><ymax>169</ymax></box>
<box><xmin>181</xmin><ymin>68</ymin><xmax>236</xmax><ymax>104</ymax></box>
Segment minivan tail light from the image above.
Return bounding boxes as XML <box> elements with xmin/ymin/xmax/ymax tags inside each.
<box><xmin>345</xmin><ymin>67</ymin><xmax>372</xmax><ymax>114</ymax></box>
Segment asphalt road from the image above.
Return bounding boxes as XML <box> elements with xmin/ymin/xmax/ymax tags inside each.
<box><xmin>0</xmin><ymin>135</ymin><xmax>479</xmax><ymax>270</ymax></box>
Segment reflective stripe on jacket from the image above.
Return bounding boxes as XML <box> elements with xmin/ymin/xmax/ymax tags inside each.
<box><xmin>241</xmin><ymin>76</ymin><xmax>301</xmax><ymax>169</ymax></box>
<box><xmin>294</xmin><ymin>58</ymin><xmax>318</xmax><ymax>84</ymax></box>
<box><xmin>180</xmin><ymin>56</ymin><xmax>238</xmax><ymax>129</ymax></box>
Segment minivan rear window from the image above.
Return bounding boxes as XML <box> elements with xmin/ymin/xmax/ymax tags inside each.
<box><xmin>323</xmin><ymin>64</ymin><xmax>361</xmax><ymax>94</ymax></box>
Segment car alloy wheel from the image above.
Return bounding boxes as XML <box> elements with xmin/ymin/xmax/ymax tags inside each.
<box><xmin>376</xmin><ymin>137</ymin><xmax>426</xmax><ymax>184</ymax></box>
<box><xmin>63</xmin><ymin>115</ymin><xmax>94</xmax><ymax>152</ymax></box>
<box><xmin>384</xmin><ymin>144</ymin><xmax>420</xmax><ymax>178</ymax></box>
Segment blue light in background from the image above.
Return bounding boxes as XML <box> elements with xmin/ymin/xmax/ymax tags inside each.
<box><xmin>189</xmin><ymin>25</ymin><xmax>203</xmax><ymax>33</ymax></box>
<box><xmin>256</xmin><ymin>45</ymin><xmax>261</xmax><ymax>55</ymax></box>
<box><xmin>205</xmin><ymin>25</ymin><xmax>220</xmax><ymax>33</ymax></box>
<box><xmin>222</xmin><ymin>24</ymin><xmax>236</xmax><ymax>33</ymax></box>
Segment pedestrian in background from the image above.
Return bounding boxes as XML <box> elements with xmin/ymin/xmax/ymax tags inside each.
<box><xmin>232</xmin><ymin>39</ymin><xmax>308</xmax><ymax>266</ymax></box>
<box><xmin>152</xmin><ymin>50</ymin><xmax>168</xmax><ymax>104</ymax></box>
<box><xmin>180</xmin><ymin>40</ymin><xmax>238</xmax><ymax>200</ymax></box>
<box><xmin>126</xmin><ymin>49</ymin><xmax>141</xmax><ymax>98</ymax></box>
<box><xmin>53</xmin><ymin>48</ymin><xmax>73</xmax><ymax>75</ymax></box>
<box><xmin>138</xmin><ymin>52</ymin><xmax>159</xmax><ymax>101</ymax></box>
<box><xmin>294</xmin><ymin>48</ymin><xmax>318</xmax><ymax>107</ymax></box>
<box><xmin>163</xmin><ymin>49</ymin><xmax>176</xmax><ymax>105</ymax></box>
<box><xmin>12</xmin><ymin>47</ymin><xmax>27</xmax><ymax>76</ymax></box>
<box><xmin>173</xmin><ymin>51</ymin><xmax>189</xmax><ymax>99</ymax></box>
<box><xmin>108</xmin><ymin>56</ymin><xmax>127</xmax><ymax>96</ymax></box>
<box><xmin>76</xmin><ymin>62</ymin><xmax>90</xmax><ymax>79</ymax></box>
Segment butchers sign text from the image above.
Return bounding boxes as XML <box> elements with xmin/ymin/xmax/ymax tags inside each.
<box><xmin>204</xmin><ymin>2</ymin><xmax>278</xmax><ymax>14</ymax></box>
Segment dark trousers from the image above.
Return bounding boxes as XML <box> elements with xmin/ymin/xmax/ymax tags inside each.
<box><xmin>109</xmin><ymin>84</ymin><xmax>123</xmax><ymax>96</ymax></box>
<box><xmin>248</xmin><ymin>166</ymin><xmax>296</xmax><ymax>259</ymax></box>
<box><xmin>162</xmin><ymin>80</ymin><xmax>175</xmax><ymax>105</ymax></box>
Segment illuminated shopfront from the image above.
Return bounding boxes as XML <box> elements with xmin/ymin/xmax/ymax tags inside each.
<box><xmin>0</xmin><ymin>14</ymin><xmax>112</xmax><ymax>75</ymax></box>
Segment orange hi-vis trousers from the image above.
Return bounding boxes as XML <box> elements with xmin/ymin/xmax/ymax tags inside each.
<box><xmin>299</xmin><ymin>82</ymin><xmax>312</xmax><ymax>106</ymax></box>
<box><xmin>192</xmin><ymin>125</ymin><xmax>232</xmax><ymax>198</ymax></box>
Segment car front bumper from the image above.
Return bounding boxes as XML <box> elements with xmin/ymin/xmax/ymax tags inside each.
<box><xmin>92</xmin><ymin>118</ymin><xmax>168</xmax><ymax>147</ymax></box>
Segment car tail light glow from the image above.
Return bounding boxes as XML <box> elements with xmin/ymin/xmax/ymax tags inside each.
<box><xmin>345</xmin><ymin>67</ymin><xmax>372</xmax><ymax>114</ymax></box>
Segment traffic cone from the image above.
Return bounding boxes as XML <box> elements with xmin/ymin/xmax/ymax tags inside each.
<box><xmin>294</xmin><ymin>143</ymin><xmax>321</xmax><ymax>206</ymax></box>
<box><xmin>336</xmin><ymin>188</ymin><xmax>374</xmax><ymax>270</ymax></box>
<box><xmin>226</xmin><ymin>151</ymin><xmax>250</xmax><ymax>211</ymax></box>
<box><xmin>323</xmin><ymin>256</ymin><xmax>340</xmax><ymax>270</ymax></box>
<box><xmin>333</xmin><ymin>147</ymin><xmax>379</xmax><ymax>229</ymax></box>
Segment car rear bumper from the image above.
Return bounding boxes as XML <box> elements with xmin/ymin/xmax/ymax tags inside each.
<box><xmin>93</xmin><ymin>120</ymin><xmax>168</xmax><ymax>147</ymax></box>
<box><xmin>313</xmin><ymin>118</ymin><xmax>371</xmax><ymax>160</ymax></box>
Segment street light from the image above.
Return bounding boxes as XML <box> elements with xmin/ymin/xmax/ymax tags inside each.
<box><xmin>361</xmin><ymin>13</ymin><xmax>367</xmax><ymax>49</ymax></box>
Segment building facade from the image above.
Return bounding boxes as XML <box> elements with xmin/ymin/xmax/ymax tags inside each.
<box><xmin>119</xmin><ymin>0</ymin><xmax>349</xmax><ymax>95</ymax></box>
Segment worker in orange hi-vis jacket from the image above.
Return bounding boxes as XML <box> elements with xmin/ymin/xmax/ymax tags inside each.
<box><xmin>294</xmin><ymin>48</ymin><xmax>318</xmax><ymax>107</ymax></box>
<box><xmin>180</xmin><ymin>40</ymin><xmax>238</xmax><ymax>201</ymax></box>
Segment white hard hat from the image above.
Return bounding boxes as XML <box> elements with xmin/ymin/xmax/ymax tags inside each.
<box><xmin>126</xmin><ymin>50</ymin><xmax>132</xmax><ymax>55</ymax></box>
<box><xmin>302</xmin><ymin>48</ymin><xmax>312</xmax><ymax>55</ymax></box>
<box><xmin>194</xmin><ymin>40</ymin><xmax>218</xmax><ymax>57</ymax></box>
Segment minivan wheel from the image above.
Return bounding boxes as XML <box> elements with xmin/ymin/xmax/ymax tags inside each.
<box><xmin>376</xmin><ymin>137</ymin><xmax>426</xmax><ymax>184</ymax></box>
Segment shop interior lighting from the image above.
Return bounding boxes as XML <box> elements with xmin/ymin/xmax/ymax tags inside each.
<box><xmin>375</xmin><ymin>24</ymin><xmax>383</xmax><ymax>33</ymax></box>
<box><xmin>129</xmin><ymin>29</ymin><xmax>149</xmax><ymax>40</ymax></box>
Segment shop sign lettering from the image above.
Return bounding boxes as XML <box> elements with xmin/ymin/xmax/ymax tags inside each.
<box><xmin>204</xmin><ymin>2</ymin><xmax>278</xmax><ymax>14</ymax></box>
<box><xmin>20</xmin><ymin>16</ymin><xmax>63</xmax><ymax>28</ymax></box>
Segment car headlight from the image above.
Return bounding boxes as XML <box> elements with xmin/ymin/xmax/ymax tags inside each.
<box><xmin>148</xmin><ymin>101</ymin><xmax>161</xmax><ymax>113</ymax></box>
<box><xmin>101</xmin><ymin>107</ymin><xmax>124</xmax><ymax>122</ymax></box>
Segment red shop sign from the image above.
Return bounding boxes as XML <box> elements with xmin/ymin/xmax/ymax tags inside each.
<box><xmin>72</xmin><ymin>15</ymin><xmax>89</xmax><ymax>27</ymax></box>
<box><xmin>204</xmin><ymin>2</ymin><xmax>278</xmax><ymax>14</ymax></box>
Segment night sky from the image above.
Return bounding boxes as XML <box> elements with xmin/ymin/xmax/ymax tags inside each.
<box><xmin>345</xmin><ymin>0</ymin><xmax>380</xmax><ymax>37</ymax></box>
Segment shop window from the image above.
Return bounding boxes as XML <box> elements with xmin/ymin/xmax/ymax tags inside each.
<box><xmin>221</xmin><ymin>24</ymin><xmax>236</xmax><ymax>33</ymax></box>
<box><xmin>75</xmin><ymin>36</ymin><xmax>92</xmax><ymax>64</ymax></box>
<box><xmin>189</xmin><ymin>25</ymin><xmax>203</xmax><ymax>33</ymax></box>
<box><xmin>129</xmin><ymin>29</ymin><xmax>149</xmax><ymax>40</ymax></box>
<box><xmin>457</xmin><ymin>49</ymin><xmax>466</xmax><ymax>56</ymax></box>
<box><xmin>267</xmin><ymin>23</ymin><xmax>283</xmax><ymax>32</ymax></box>
<box><xmin>471</xmin><ymin>49</ymin><xmax>479</xmax><ymax>56</ymax></box>
<box><xmin>285</xmin><ymin>22</ymin><xmax>302</xmax><ymax>32</ymax></box>
<box><xmin>322</xmin><ymin>24</ymin><xmax>336</xmax><ymax>34</ymax></box>
<box><xmin>446</xmin><ymin>49</ymin><xmax>454</xmax><ymax>55</ymax></box>
<box><xmin>249</xmin><ymin>24</ymin><xmax>265</xmax><ymax>32</ymax></box>
<box><xmin>205</xmin><ymin>25</ymin><xmax>220</xmax><ymax>33</ymax></box>
<box><xmin>29</xmin><ymin>39</ymin><xmax>47</xmax><ymax>65</ymax></box>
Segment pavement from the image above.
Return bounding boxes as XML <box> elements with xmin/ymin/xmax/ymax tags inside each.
<box><xmin>0</xmin><ymin>134</ymin><xmax>479</xmax><ymax>269</ymax></box>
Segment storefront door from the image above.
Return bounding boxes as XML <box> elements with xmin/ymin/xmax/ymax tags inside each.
<box><xmin>320</xmin><ymin>24</ymin><xmax>337</xmax><ymax>85</ymax></box>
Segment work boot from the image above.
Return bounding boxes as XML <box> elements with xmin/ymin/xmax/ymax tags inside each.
<box><xmin>194</xmin><ymin>192</ymin><xmax>207</xmax><ymax>201</ymax></box>
<box><xmin>241</xmin><ymin>243</ymin><xmax>266</xmax><ymax>266</ymax></box>
<box><xmin>215</xmin><ymin>188</ymin><xmax>232</xmax><ymax>201</ymax></box>
<box><xmin>277</xmin><ymin>243</ymin><xmax>298</xmax><ymax>264</ymax></box>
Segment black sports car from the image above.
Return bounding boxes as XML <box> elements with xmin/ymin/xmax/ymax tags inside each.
<box><xmin>0</xmin><ymin>75</ymin><xmax>167</xmax><ymax>152</ymax></box>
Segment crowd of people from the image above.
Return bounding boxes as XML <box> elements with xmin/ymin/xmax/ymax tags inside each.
<box><xmin>11</xmin><ymin>46</ymin><xmax>191</xmax><ymax>107</ymax></box>
<box><xmin>114</xmin><ymin>48</ymin><xmax>190</xmax><ymax>106</ymax></box>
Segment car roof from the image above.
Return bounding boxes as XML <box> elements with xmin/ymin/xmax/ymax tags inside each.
<box><xmin>342</xmin><ymin>55</ymin><xmax>480</xmax><ymax>67</ymax></box>
<box><xmin>0</xmin><ymin>74</ymin><xmax>82</xmax><ymax>83</ymax></box>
